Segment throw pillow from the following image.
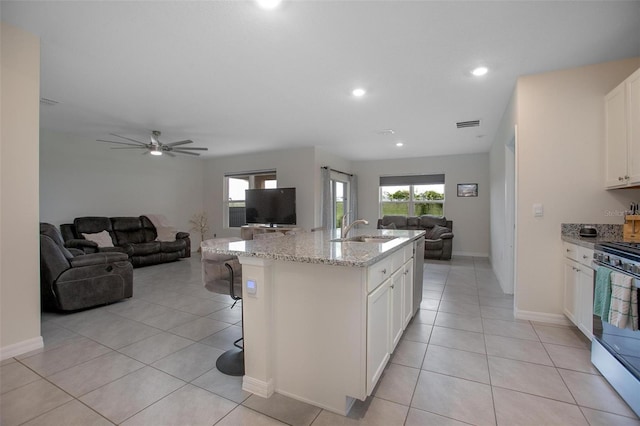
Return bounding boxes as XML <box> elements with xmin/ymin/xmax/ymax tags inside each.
<box><xmin>155</xmin><ymin>226</ymin><xmax>177</xmax><ymax>242</ymax></box>
<box><xmin>82</xmin><ymin>230</ymin><xmax>114</xmax><ymax>247</ymax></box>
<box><xmin>380</xmin><ymin>223</ymin><xmax>396</xmax><ymax>229</ymax></box>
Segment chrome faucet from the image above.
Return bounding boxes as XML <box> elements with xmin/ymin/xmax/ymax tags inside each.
<box><xmin>341</xmin><ymin>214</ymin><xmax>369</xmax><ymax>238</ymax></box>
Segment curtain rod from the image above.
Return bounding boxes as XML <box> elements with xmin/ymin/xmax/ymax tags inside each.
<box><xmin>322</xmin><ymin>166</ymin><xmax>353</xmax><ymax>177</ymax></box>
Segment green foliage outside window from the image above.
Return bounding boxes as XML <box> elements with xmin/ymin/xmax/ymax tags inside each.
<box><xmin>381</xmin><ymin>185</ymin><xmax>444</xmax><ymax>217</ymax></box>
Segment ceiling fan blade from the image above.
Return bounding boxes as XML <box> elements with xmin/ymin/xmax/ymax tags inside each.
<box><xmin>108</xmin><ymin>133</ymin><xmax>147</xmax><ymax>145</ymax></box>
<box><xmin>165</xmin><ymin>139</ymin><xmax>193</xmax><ymax>147</ymax></box>
<box><xmin>170</xmin><ymin>147</ymin><xmax>208</xmax><ymax>151</ymax></box>
<box><xmin>97</xmin><ymin>139</ymin><xmax>147</xmax><ymax>147</ymax></box>
<box><xmin>172</xmin><ymin>149</ymin><xmax>201</xmax><ymax>156</ymax></box>
<box><xmin>110</xmin><ymin>146</ymin><xmax>148</xmax><ymax>150</ymax></box>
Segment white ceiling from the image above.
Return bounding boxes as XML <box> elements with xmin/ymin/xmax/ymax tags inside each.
<box><xmin>3</xmin><ymin>1</ymin><xmax>640</xmax><ymax>160</ymax></box>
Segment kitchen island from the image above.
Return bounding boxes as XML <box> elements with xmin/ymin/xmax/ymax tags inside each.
<box><xmin>201</xmin><ymin>228</ymin><xmax>425</xmax><ymax>415</ymax></box>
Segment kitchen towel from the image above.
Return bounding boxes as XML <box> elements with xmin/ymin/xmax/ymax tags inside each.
<box><xmin>593</xmin><ymin>266</ymin><xmax>613</xmax><ymax>321</ymax></box>
<box><xmin>608</xmin><ymin>271</ymin><xmax>638</xmax><ymax>331</ymax></box>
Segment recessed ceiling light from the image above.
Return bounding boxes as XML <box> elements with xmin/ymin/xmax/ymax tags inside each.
<box><xmin>352</xmin><ymin>88</ymin><xmax>366</xmax><ymax>97</ymax></box>
<box><xmin>471</xmin><ymin>66</ymin><xmax>488</xmax><ymax>77</ymax></box>
<box><xmin>256</xmin><ymin>0</ymin><xmax>282</xmax><ymax>10</ymax></box>
<box><xmin>395</xmin><ymin>141</ymin><xmax>404</xmax><ymax>147</ymax></box>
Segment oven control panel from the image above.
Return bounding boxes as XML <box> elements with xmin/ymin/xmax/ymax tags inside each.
<box><xmin>594</xmin><ymin>251</ymin><xmax>640</xmax><ymax>280</ymax></box>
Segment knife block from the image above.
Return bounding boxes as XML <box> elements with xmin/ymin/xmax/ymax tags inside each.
<box><xmin>624</xmin><ymin>215</ymin><xmax>640</xmax><ymax>242</ymax></box>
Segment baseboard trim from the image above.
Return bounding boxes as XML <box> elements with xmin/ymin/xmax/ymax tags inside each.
<box><xmin>452</xmin><ymin>251</ymin><xmax>489</xmax><ymax>258</ymax></box>
<box><xmin>243</xmin><ymin>376</ymin><xmax>274</xmax><ymax>398</ymax></box>
<box><xmin>0</xmin><ymin>336</ymin><xmax>44</xmax><ymax>361</ymax></box>
<box><xmin>515</xmin><ymin>309</ymin><xmax>571</xmax><ymax>326</ymax></box>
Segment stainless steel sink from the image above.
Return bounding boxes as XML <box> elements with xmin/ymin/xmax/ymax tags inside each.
<box><xmin>331</xmin><ymin>235</ymin><xmax>397</xmax><ymax>244</ymax></box>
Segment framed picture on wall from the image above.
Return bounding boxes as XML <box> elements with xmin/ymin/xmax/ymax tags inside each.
<box><xmin>457</xmin><ymin>183</ymin><xmax>478</xmax><ymax>197</ymax></box>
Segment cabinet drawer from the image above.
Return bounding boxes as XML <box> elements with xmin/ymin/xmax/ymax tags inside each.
<box><xmin>563</xmin><ymin>243</ymin><xmax>578</xmax><ymax>262</ymax></box>
<box><xmin>577</xmin><ymin>246</ymin><xmax>594</xmax><ymax>268</ymax></box>
<box><xmin>368</xmin><ymin>258</ymin><xmax>393</xmax><ymax>292</ymax></box>
<box><xmin>403</xmin><ymin>244</ymin><xmax>414</xmax><ymax>262</ymax></box>
<box><xmin>389</xmin><ymin>250</ymin><xmax>405</xmax><ymax>274</ymax></box>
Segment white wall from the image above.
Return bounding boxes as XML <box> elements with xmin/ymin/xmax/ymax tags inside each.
<box><xmin>1</xmin><ymin>23</ymin><xmax>42</xmax><ymax>358</ymax></box>
<box><xmin>39</xmin><ymin>130</ymin><xmax>205</xmax><ymax>250</ymax></box>
<box><xmin>513</xmin><ymin>57</ymin><xmax>640</xmax><ymax>321</ymax></box>
<box><xmin>203</xmin><ymin>147</ymin><xmax>316</xmax><ymax>239</ymax></box>
<box><xmin>353</xmin><ymin>153</ymin><xmax>491</xmax><ymax>256</ymax></box>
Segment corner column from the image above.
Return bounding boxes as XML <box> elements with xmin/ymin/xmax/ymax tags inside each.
<box><xmin>238</xmin><ymin>256</ymin><xmax>275</xmax><ymax>397</ymax></box>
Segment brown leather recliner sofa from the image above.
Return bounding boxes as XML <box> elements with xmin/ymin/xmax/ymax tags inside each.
<box><xmin>40</xmin><ymin>223</ymin><xmax>133</xmax><ymax>311</ymax></box>
<box><xmin>377</xmin><ymin>215</ymin><xmax>454</xmax><ymax>260</ymax></box>
<box><xmin>60</xmin><ymin>216</ymin><xmax>191</xmax><ymax>267</ymax></box>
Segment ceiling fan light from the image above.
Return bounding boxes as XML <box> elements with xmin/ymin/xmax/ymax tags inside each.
<box><xmin>150</xmin><ymin>148</ymin><xmax>162</xmax><ymax>156</ymax></box>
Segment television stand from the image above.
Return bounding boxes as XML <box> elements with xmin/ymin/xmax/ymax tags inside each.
<box><xmin>240</xmin><ymin>225</ymin><xmax>302</xmax><ymax>240</ymax></box>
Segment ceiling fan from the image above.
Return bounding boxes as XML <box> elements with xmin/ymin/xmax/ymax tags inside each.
<box><xmin>97</xmin><ymin>130</ymin><xmax>208</xmax><ymax>157</ymax></box>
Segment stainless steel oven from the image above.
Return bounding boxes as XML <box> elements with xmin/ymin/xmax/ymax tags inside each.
<box><xmin>593</xmin><ymin>242</ymin><xmax>640</xmax><ymax>416</ymax></box>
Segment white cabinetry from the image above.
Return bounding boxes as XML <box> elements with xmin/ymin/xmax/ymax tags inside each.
<box><xmin>402</xmin><ymin>259</ymin><xmax>414</xmax><ymax>329</ymax></box>
<box><xmin>365</xmin><ymin>246</ymin><xmax>415</xmax><ymax>395</ymax></box>
<box><xmin>366</xmin><ymin>279</ymin><xmax>391</xmax><ymax>392</ymax></box>
<box><xmin>605</xmin><ymin>67</ymin><xmax>640</xmax><ymax>188</ymax></box>
<box><xmin>562</xmin><ymin>242</ymin><xmax>594</xmax><ymax>339</ymax></box>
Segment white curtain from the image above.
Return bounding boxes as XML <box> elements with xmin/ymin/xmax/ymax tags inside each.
<box><xmin>321</xmin><ymin>167</ymin><xmax>332</xmax><ymax>230</ymax></box>
<box><xmin>347</xmin><ymin>173</ymin><xmax>358</xmax><ymax>223</ymax></box>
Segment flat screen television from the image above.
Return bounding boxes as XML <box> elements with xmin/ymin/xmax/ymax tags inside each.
<box><xmin>245</xmin><ymin>187</ymin><xmax>296</xmax><ymax>226</ymax></box>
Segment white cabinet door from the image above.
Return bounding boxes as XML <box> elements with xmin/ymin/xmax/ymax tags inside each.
<box><xmin>605</xmin><ymin>81</ymin><xmax>629</xmax><ymax>188</ymax></box>
<box><xmin>577</xmin><ymin>266</ymin><xmax>594</xmax><ymax>340</ymax></box>
<box><xmin>627</xmin><ymin>69</ymin><xmax>640</xmax><ymax>185</ymax></box>
<box><xmin>389</xmin><ymin>270</ymin><xmax>403</xmax><ymax>351</ymax></box>
<box><xmin>563</xmin><ymin>258</ymin><xmax>579</xmax><ymax>325</ymax></box>
<box><xmin>402</xmin><ymin>259</ymin><xmax>414</xmax><ymax>329</ymax></box>
<box><xmin>367</xmin><ymin>279</ymin><xmax>391</xmax><ymax>395</ymax></box>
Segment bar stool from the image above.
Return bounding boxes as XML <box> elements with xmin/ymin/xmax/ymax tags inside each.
<box><xmin>201</xmin><ymin>238</ymin><xmax>244</xmax><ymax>376</ymax></box>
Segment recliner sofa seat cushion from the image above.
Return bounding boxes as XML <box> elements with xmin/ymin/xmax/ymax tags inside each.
<box><xmin>160</xmin><ymin>240</ymin><xmax>186</xmax><ymax>253</ymax></box>
<box><xmin>125</xmin><ymin>241</ymin><xmax>161</xmax><ymax>256</ymax></box>
<box><xmin>55</xmin><ymin>262</ymin><xmax>133</xmax><ymax>311</ymax></box>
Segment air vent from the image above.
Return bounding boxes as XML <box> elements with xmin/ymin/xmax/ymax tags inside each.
<box><xmin>376</xmin><ymin>129</ymin><xmax>395</xmax><ymax>135</ymax></box>
<box><xmin>456</xmin><ymin>120</ymin><xmax>480</xmax><ymax>129</ymax></box>
<box><xmin>40</xmin><ymin>97</ymin><xmax>59</xmax><ymax>106</ymax></box>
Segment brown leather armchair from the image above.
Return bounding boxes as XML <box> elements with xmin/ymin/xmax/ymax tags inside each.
<box><xmin>40</xmin><ymin>223</ymin><xmax>133</xmax><ymax>311</ymax></box>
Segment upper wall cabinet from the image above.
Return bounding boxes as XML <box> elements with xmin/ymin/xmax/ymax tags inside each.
<box><xmin>605</xmin><ymin>68</ymin><xmax>640</xmax><ymax>189</ymax></box>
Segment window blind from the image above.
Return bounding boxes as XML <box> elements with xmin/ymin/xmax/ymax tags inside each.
<box><xmin>379</xmin><ymin>174</ymin><xmax>445</xmax><ymax>186</ymax></box>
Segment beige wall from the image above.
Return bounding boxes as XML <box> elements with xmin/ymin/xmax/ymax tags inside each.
<box><xmin>353</xmin><ymin>153</ymin><xmax>491</xmax><ymax>256</ymax></box>
<box><xmin>203</xmin><ymin>147</ymin><xmax>317</xmax><ymax>239</ymax></box>
<box><xmin>513</xmin><ymin>57</ymin><xmax>640</xmax><ymax>321</ymax></box>
<box><xmin>0</xmin><ymin>23</ymin><xmax>42</xmax><ymax>358</ymax></box>
<box><xmin>39</xmin><ymin>130</ymin><xmax>205</xmax><ymax>250</ymax></box>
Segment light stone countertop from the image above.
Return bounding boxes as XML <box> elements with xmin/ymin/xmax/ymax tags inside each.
<box><xmin>201</xmin><ymin>229</ymin><xmax>426</xmax><ymax>267</ymax></box>
<box><xmin>561</xmin><ymin>235</ymin><xmax>610</xmax><ymax>249</ymax></box>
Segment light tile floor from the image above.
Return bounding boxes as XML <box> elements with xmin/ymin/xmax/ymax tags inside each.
<box><xmin>2</xmin><ymin>256</ymin><xmax>639</xmax><ymax>425</ymax></box>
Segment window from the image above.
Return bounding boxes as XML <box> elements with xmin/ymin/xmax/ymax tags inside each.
<box><xmin>379</xmin><ymin>174</ymin><xmax>445</xmax><ymax>217</ymax></box>
<box><xmin>332</xmin><ymin>177</ymin><xmax>349</xmax><ymax>228</ymax></box>
<box><xmin>225</xmin><ymin>170</ymin><xmax>277</xmax><ymax>227</ymax></box>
